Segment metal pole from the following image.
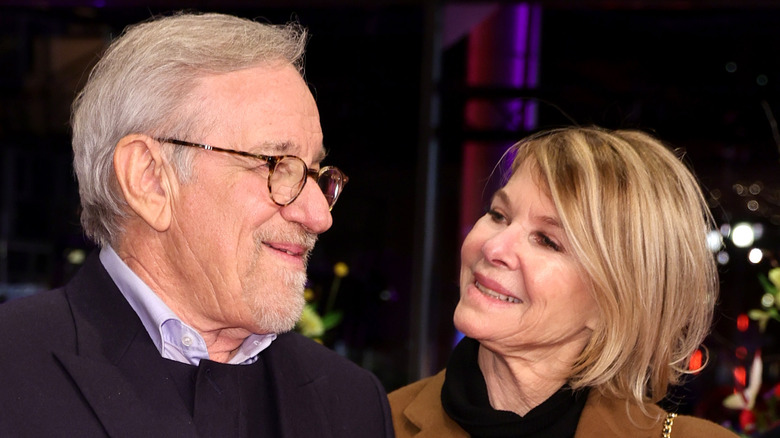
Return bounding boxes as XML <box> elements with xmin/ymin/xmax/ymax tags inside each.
<box><xmin>409</xmin><ymin>0</ymin><xmax>443</xmax><ymax>381</ymax></box>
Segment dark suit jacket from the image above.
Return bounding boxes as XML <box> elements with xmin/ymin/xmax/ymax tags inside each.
<box><xmin>0</xmin><ymin>253</ymin><xmax>394</xmax><ymax>437</ymax></box>
<box><xmin>389</xmin><ymin>370</ymin><xmax>738</xmax><ymax>438</ymax></box>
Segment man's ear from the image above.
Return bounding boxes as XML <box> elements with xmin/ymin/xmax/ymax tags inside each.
<box><xmin>113</xmin><ymin>134</ymin><xmax>175</xmax><ymax>232</ymax></box>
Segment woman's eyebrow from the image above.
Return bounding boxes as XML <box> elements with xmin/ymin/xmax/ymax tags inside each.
<box><xmin>494</xmin><ymin>186</ymin><xmax>563</xmax><ymax>229</ymax></box>
<box><xmin>536</xmin><ymin>214</ymin><xmax>563</xmax><ymax>229</ymax></box>
<box><xmin>492</xmin><ymin>188</ymin><xmax>510</xmax><ymax>205</ymax></box>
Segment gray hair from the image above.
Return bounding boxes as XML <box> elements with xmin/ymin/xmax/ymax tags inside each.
<box><xmin>71</xmin><ymin>12</ymin><xmax>308</xmax><ymax>247</ymax></box>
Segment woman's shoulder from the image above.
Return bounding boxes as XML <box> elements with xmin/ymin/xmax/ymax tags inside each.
<box><xmin>579</xmin><ymin>390</ymin><xmax>739</xmax><ymax>438</ymax></box>
<box><xmin>672</xmin><ymin>414</ymin><xmax>740</xmax><ymax>438</ymax></box>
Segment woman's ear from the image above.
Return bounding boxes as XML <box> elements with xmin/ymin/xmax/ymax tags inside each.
<box><xmin>113</xmin><ymin>134</ymin><xmax>174</xmax><ymax>232</ymax></box>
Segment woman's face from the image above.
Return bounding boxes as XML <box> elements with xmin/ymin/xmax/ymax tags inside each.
<box><xmin>454</xmin><ymin>164</ymin><xmax>600</xmax><ymax>362</ymax></box>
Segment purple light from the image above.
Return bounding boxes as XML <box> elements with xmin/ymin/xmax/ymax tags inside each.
<box><xmin>512</xmin><ymin>4</ymin><xmax>530</xmax><ymax>89</ymax></box>
<box><xmin>527</xmin><ymin>5</ymin><xmax>542</xmax><ymax>88</ymax></box>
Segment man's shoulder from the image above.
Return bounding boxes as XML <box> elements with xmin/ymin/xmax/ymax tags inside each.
<box><xmin>268</xmin><ymin>332</ymin><xmax>394</xmax><ymax>437</ymax></box>
<box><xmin>0</xmin><ymin>289</ymin><xmax>78</xmax><ymax>400</ymax></box>
<box><xmin>0</xmin><ymin>288</ymin><xmax>73</xmax><ymax>338</ymax></box>
<box><xmin>269</xmin><ymin>331</ymin><xmax>388</xmax><ymax>394</ymax></box>
<box><xmin>272</xmin><ymin>331</ymin><xmax>371</xmax><ymax>374</ymax></box>
<box><xmin>0</xmin><ymin>288</ymin><xmax>77</xmax><ymax>370</ymax></box>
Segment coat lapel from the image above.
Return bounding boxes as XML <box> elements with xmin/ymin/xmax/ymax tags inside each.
<box><xmin>263</xmin><ymin>333</ymin><xmax>334</xmax><ymax>438</ymax></box>
<box><xmin>402</xmin><ymin>371</ymin><xmax>469</xmax><ymax>438</ymax></box>
<box><xmin>56</xmin><ymin>253</ymin><xmax>199</xmax><ymax>438</ymax></box>
<box><xmin>55</xmin><ymin>351</ymin><xmax>197</xmax><ymax>438</ymax></box>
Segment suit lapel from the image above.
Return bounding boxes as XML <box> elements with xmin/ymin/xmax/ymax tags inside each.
<box><xmin>56</xmin><ymin>253</ymin><xmax>199</xmax><ymax>438</ymax></box>
<box><xmin>263</xmin><ymin>333</ymin><xmax>334</xmax><ymax>438</ymax></box>
<box><xmin>55</xmin><ymin>351</ymin><xmax>197</xmax><ymax>438</ymax></box>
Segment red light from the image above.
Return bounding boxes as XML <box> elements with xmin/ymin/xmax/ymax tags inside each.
<box><xmin>736</xmin><ymin>346</ymin><xmax>748</xmax><ymax>359</ymax></box>
<box><xmin>689</xmin><ymin>349</ymin><xmax>703</xmax><ymax>373</ymax></box>
<box><xmin>734</xmin><ymin>366</ymin><xmax>747</xmax><ymax>388</ymax></box>
<box><xmin>737</xmin><ymin>314</ymin><xmax>749</xmax><ymax>332</ymax></box>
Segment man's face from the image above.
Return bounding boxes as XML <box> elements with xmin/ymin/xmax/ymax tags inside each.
<box><xmin>167</xmin><ymin>63</ymin><xmax>332</xmax><ymax>335</ymax></box>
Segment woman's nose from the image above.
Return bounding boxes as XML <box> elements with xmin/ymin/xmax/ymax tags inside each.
<box><xmin>482</xmin><ymin>227</ymin><xmax>522</xmax><ymax>270</ymax></box>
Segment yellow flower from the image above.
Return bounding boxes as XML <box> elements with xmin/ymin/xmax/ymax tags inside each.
<box><xmin>769</xmin><ymin>267</ymin><xmax>780</xmax><ymax>291</ymax></box>
<box><xmin>296</xmin><ymin>304</ymin><xmax>324</xmax><ymax>338</ymax></box>
<box><xmin>333</xmin><ymin>262</ymin><xmax>349</xmax><ymax>278</ymax></box>
<box><xmin>749</xmin><ymin>308</ymin><xmax>772</xmax><ymax>333</ymax></box>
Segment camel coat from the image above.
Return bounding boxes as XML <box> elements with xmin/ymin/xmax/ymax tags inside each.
<box><xmin>389</xmin><ymin>370</ymin><xmax>738</xmax><ymax>438</ymax></box>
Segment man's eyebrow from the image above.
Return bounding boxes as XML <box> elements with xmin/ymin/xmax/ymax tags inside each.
<box><xmin>252</xmin><ymin>141</ymin><xmax>298</xmax><ymax>155</ymax></box>
<box><xmin>313</xmin><ymin>147</ymin><xmax>327</xmax><ymax>164</ymax></box>
<box><xmin>251</xmin><ymin>141</ymin><xmax>327</xmax><ymax>163</ymax></box>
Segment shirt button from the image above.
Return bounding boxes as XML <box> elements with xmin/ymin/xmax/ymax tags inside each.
<box><xmin>182</xmin><ymin>335</ymin><xmax>193</xmax><ymax>347</ymax></box>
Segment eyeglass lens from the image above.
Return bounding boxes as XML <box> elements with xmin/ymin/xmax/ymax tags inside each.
<box><xmin>317</xmin><ymin>168</ymin><xmax>344</xmax><ymax>207</ymax></box>
<box><xmin>269</xmin><ymin>157</ymin><xmax>345</xmax><ymax>208</ymax></box>
<box><xmin>270</xmin><ymin>159</ymin><xmax>302</xmax><ymax>204</ymax></box>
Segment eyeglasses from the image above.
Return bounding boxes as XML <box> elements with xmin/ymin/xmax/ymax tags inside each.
<box><xmin>157</xmin><ymin>138</ymin><xmax>348</xmax><ymax>210</ymax></box>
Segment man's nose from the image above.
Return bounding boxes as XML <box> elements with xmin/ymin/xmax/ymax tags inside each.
<box><xmin>279</xmin><ymin>178</ymin><xmax>333</xmax><ymax>234</ymax></box>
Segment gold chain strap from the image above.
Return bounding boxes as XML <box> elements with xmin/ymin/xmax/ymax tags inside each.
<box><xmin>662</xmin><ymin>413</ymin><xmax>678</xmax><ymax>438</ymax></box>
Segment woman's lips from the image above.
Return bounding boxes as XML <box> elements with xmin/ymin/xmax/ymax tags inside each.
<box><xmin>472</xmin><ymin>272</ymin><xmax>523</xmax><ymax>304</ymax></box>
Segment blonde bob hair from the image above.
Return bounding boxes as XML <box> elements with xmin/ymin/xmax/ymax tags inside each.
<box><xmin>71</xmin><ymin>12</ymin><xmax>307</xmax><ymax>247</ymax></box>
<box><xmin>508</xmin><ymin>126</ymin><xmax>718</xmax><ymax>406</ymax></box>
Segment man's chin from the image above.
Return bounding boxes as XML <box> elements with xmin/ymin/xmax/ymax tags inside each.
<box><xmin>247</xmin><ymin>295</ymin><xmax>305</xmax><ymax>335</ymax></box>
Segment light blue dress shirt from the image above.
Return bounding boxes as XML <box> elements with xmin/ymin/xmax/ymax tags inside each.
<box><xmin>99</xmin><ymin>246</ymin><xmax>275</xmax><ymax>365</ymax></box>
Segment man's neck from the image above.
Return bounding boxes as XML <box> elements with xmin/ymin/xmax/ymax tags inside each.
<box><xmin>114</xmin><ymin>238</ymin><xmax>253</xmax><ymax>364</ymax></box>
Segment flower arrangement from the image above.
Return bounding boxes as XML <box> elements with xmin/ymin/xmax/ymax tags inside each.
<box><xmin>749</xmin><ymin>268</ymin><xmax>780</xmax><ymax>333</ymax></box>
<box><xmin>295</xmin><ymin>262</ymin><xmax>349</xmax><ymax>343</ymax></box>
<box><xmin>722</xmin><ymin>267</ymin><xmax>780</xmax><ymax>436</ymax></box>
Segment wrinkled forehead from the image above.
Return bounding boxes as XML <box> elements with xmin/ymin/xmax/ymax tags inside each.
<box><xmin>187</xmin><ymin>65</ymin><xmax>324</xmax><ymax>159</ymax></box>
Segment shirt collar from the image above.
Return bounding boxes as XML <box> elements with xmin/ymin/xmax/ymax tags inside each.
<box><xmin>98</xmin><ymin>246</ymin><xmax>275</xmax><ymax>365</ymax></box>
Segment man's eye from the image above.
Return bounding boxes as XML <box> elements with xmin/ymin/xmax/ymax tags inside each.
<box><xmin>248</xmin><ymin>161</ymin><xmax>271</xmax><ymax>175</ymax></box>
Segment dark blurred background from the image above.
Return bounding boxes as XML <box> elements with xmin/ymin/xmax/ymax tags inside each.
<box><xmin>2</xmin><ymin>1</ymin><xmax>779</xmax><ymax>431</ymax></box>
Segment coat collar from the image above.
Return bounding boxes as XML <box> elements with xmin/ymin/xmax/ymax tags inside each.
<box><xmin>401</xmin><ymin>371</ymin><xmax>469</xmax><ymax>438</ymax></box>
<box><xmin>56</xmin><ymin>252</ymin><xmax>339</xmax><ymax>438</ymax></box>
<box><xmin>396</xmin><ymin>369</ymin><xmax>666</xmax><ymax>438</ymax></box>
<box><xmin>54</xmin><ymin>252</ymin><xmax>199</xmax><ymax>437</ymax></box>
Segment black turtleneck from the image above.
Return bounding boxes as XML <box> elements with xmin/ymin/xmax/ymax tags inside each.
<box><xmin>441</xmin><ymin>337</ymin><xmax>589</xmax><ymax>438</ymax></box>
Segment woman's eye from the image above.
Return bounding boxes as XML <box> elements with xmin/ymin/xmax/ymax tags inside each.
<box><xmin>487</xmin><ymin>209</ymin><xmax>507</xmax><ymax>223</ymax></box>
<box><xmin>535</xmin><ymin>232</ymin><xmax>562</xmax><ymax>252</ymax></box>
